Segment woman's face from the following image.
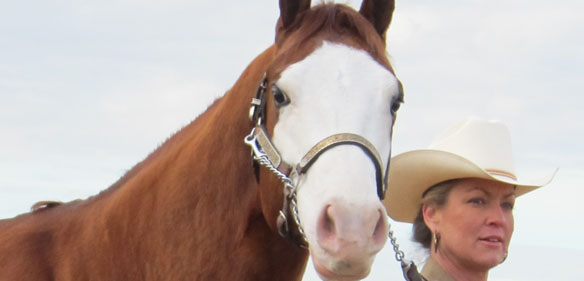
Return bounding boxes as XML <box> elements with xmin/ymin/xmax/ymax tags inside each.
<box><xmin>427</xmin><ymin>178</ymin><xmax>516</xmax><ymax>270</ymax></box>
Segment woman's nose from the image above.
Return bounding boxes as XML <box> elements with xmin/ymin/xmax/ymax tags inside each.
<box><xmin>485</xmin><ymin>205</ymin><xmax>510</xmax><ymax>227</ymax></box>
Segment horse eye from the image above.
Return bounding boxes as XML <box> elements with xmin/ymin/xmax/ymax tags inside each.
<box><xmin>391</xmin><ymin>80</ymin><xmax>404</xmax><ymax>115</ymax></box>
<box><xmin>272</xmin><ymin>85</ymin><xmax>290</xmax><ymax>107</ymax></box>
<box><xmin>391</xmin><ymin>100</ymin><xmax>402</xmax><ymax>114</ymax></box>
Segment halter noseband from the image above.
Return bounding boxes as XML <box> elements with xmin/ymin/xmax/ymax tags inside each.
<box><xmin>244</xmin><ymin>74</ymin><xmax>391</xmax><ymax>248</ymax></box>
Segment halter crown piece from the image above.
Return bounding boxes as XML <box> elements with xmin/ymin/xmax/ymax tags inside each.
<box><xmin>244</xmin><ymin>74</ymin><xmax>390</xmax><ymax>248</ymax></box>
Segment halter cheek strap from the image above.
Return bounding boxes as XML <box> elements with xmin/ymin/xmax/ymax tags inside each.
<box><xmin>245</xmin><ymin>126</ymin><xmax>307</xmax><ymax>247</ymax></box>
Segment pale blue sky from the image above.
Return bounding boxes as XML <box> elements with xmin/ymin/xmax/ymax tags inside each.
<box><xmin>1</xmin><ymin>0</ymin><xmax>582</xmax><ymax>280</ymax></box>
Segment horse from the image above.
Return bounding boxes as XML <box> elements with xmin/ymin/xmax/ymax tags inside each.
<box><xmin>0</xmin><ymin>1</ymin><xmax>403</xmax><ymax>280</ymax></box>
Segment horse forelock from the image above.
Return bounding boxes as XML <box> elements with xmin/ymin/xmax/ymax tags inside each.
<box><xmin>273</xmin><ymin>3</ymin><xmax>392</xmax><ymax>77</ymax></box>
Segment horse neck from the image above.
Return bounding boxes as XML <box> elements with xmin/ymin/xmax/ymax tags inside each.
<box><xmin>89</xmin><ymin>45</ymin><xmax>307</xmax><ymax>280</ymax></box>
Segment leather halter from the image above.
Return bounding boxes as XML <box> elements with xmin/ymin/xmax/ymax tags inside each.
<box><xmin>245</xmin><ymin>75</ymin><xmax>391</xmax><ymax>247</ymax></box>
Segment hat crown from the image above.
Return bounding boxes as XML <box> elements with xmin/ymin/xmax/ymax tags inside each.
<box><xmin>384</xmin><ymin>117</ymin><xmax>555</xmax><ymax>223</ymax></box>
<box><xmin>428</xmin><ymin>117</ymin><xmax>516</xmax><ymax>179</ymax></box>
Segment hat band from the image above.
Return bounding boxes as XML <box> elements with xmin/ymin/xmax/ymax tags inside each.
<box><xmin>486</xmin><ymin>169</ymin><xmax>517</xmax><ymax>181</ymax></box>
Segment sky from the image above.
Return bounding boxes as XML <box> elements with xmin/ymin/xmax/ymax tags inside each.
<box><xmin>1</xmin><ymin>0</ymin><xmax>582</xmax><ymax>280</ymax></box>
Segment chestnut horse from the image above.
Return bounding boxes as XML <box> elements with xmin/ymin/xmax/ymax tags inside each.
<box><xmin>0</xmin><ymin>1</ymin><xmax>403</xmax><ymax>280</ymax></box>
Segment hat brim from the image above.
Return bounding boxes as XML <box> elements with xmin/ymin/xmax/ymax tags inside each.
<box><xmin>383</xmin><ymin>149</ymin><xmax>556</xmax><ymax>223</ymax></box>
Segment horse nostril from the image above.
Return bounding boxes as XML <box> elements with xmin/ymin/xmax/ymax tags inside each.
<box><xmin>319</xmin><ymin>205</ymin><xmax>337</xmax><ymax>240</ymax></box>
<box><xmin>372</xmin><ymin>210</ymin><xmax>388</xmax><ymax>245</ymax></box>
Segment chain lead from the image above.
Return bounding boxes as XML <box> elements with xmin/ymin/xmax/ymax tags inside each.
<box><xmin>244</xmin><ymin>128</ymin><xmax>308</xmax><ymax>244</ymax></box>
<box><xmin>388</xmin><ymin>223</ymin><xmax>428</xmax><ymax>281</ymax></box>
<box><xmin>388</xmin><ymin>225</ymin><xmax>405</xmax><ymax>262</ymax></box>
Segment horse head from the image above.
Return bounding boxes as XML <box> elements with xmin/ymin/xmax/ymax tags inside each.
<box><xmin>247</xmin><ymin>1</ymin><xmax>402</xmax><ymax>280</ymax></box>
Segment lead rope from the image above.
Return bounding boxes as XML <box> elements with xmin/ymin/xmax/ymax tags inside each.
<box><xmin>387</xmin><ymin>223</ymin><xmax>427</xmax><ymax>281</ymax></box>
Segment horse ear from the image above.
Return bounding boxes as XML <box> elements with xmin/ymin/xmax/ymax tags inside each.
<box><xmin>279</xmin><ymin>0</ymin><xmax>311</xmax><ymax>28</ymax></box>
<box><xmin>359</xmin><ymin>0</ymin><xmax>395</xmax><ymax>39</ymax></box>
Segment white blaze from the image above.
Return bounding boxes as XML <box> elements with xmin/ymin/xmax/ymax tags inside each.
<box><xmin>272</xmin><ymin>42</ymin><xmax>400</xmax><ymax>275</ymax></box>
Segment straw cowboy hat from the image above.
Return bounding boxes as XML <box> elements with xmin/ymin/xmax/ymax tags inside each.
<box><xmin>383</xmin><ymin>117</ymin><xmax>556</xmax><ymax>223</ymax></box>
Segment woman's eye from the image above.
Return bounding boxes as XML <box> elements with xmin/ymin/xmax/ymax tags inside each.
<box><xmin>272</xmin><ymin>85</ymin><xmax>290</xmax><ymax>107</ymax></box>
<box><xmin>469</xmin><ymin>198</ymin><xmax>486</xmax><ymax>205</ymax></box>
<box><xmin>501</xmin><ymin>201</ymin><xmax>515</xmax><ymax>211</ymax></box>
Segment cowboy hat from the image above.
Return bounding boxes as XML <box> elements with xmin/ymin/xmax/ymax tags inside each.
<box><xmin>383</xmin><ymin>117</ymin><xmax>556</xmax><ymax>223</ymax></box>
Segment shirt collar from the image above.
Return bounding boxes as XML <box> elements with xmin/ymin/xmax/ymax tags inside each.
<box><xmin>421</xmin><ymin>257</ymin><xmax>456</xmax><ymax>281</ymax></box>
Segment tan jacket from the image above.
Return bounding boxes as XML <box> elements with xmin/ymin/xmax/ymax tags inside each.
<box><xmin>421</xmin><ymin>257</ymin><xmax>456</xmax><ymax>281</ymax></box>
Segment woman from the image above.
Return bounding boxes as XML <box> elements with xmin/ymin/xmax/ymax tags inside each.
<box><xmin>383</xmin><ymin>117</ymin><xmax>555</xmax><ymax>281</ymax></box>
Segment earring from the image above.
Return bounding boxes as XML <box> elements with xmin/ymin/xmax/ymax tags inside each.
<box><xmin>433</xmin><ymin>232</ymin><xmax>441</xmax><ymax>253</ymax></box>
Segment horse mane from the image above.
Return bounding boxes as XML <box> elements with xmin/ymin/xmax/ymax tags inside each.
<box><xmin>31</xmin><ymin>201</ymin><xmax>63</xmax><ymax>212</ymax></box>
<box><xmin>275</xmin><ymin>3</ymin><xmax>391</xmax><ymax>71</ymax></box>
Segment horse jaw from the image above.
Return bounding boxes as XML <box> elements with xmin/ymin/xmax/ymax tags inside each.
<box><xmin>272</xmin><ymin>42</ymin><xmax>399</xmax><ymax>280</ymax></box>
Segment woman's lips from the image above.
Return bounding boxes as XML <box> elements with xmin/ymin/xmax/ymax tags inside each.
<box><xmin>478</xmin><ymin>235</ymin><xmax>504</xmax><ymax>247</ymax></box>
<box><xmin>481</xmin><ymin>236</ymin><xmax>501</xmax><ymax>242</ymax></box>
